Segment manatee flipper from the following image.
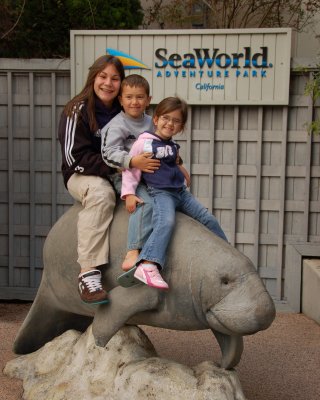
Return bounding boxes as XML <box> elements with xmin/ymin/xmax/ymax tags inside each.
<box><xmin>212</xmin><ymin>330</ymin><xmax>244</xmax><ymax>369</ymax></box>
<box><xmin>14</xmin><ymin>290</ymin><xmax>92</xmax><ymax>354</ymax></box>
<box><xmin>93</xmin><ymin>285</ymin><xmax>160</xmax><ymax>347</ymax></box>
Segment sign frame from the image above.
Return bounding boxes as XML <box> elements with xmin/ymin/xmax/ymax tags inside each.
<box><xmin>70</xmin><ymin>28</ymin><xmax>292</xmax><ymax>105</ymax></box>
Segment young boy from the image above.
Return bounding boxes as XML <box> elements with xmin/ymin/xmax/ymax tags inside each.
<box><xmin>101</xmin><ymin>74</ymin><xmax>160</xmax><ymax>269</ymax></box>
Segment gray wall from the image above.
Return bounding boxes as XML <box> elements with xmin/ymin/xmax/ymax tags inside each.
<box><xmin>0</xmin><ymin>58</ymin><xmax>319</xmax><ymax>308</ymax></box>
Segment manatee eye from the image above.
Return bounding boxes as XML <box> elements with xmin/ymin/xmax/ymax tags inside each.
<box><xmin>221</xmin><ymin>277</ymin><xmax>229</xmax><ymax>285</ymax></box>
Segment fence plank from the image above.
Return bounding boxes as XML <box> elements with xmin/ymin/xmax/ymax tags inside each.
<box><xmin>230</xmin><ymin>107</ymin><xmax>239</xmax><ymax>247</ymax></box>
<box><xmin>51</xmin><ymin>73</ymin><xmax>57</xmax><ymax>225</ymax></box>
<box><xmin>29</xmin><ymin>72</ymin><xmax>35</xmax><ymax>287</ymax></box>
<box><xmin>276</xmin><ymin>107</ymin><xmax>288</xmax><ymax>299</ymax></box>
<box><xmin>303</xmin><ymin>71</ymin><xmax>313</xmax><ymax>241</ymax></box>
<box><xmin>7</xmin><ymin>72</ymin><xmax>14</xmax><ymax>287</ymax></box>
<box><xmin>253</xmin><ymin>107</ymin><xmax>263</xmax><ymax>268</ymax></box>
<box><xmin>208</xmin><ymin>107</ymin><xmax>216</xmax><ymax>213</ymax></box>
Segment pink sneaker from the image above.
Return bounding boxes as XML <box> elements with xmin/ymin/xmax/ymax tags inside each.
<box><xmin>134</xmin><ymin>263</ymin><xmax>169</xmax><ymax>290</ymax></box>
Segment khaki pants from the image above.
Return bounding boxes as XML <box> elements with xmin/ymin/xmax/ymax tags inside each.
<box><xmin>67</xmin><ymin>174</ymin><xmax>116</xmax><ymax>269</ymax></box>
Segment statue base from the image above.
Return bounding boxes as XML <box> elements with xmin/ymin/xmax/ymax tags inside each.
<box><xmin>5</xmin><ymin>325</ymin><xmax>247</xmax><ymax>400</ymax></box>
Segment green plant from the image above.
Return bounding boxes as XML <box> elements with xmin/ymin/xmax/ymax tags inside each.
<box><xmin>0</xmin><ymin>0</ymin><xmax>144</xmax><ymax>58</ymax></box>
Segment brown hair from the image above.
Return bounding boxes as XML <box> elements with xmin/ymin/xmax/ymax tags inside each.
<box><xmin>64</xmin><ymin>55</ymin><xmax>125</xmax><ymax>131</ymax></box>
<box><xmin>120</xmin><ymin>74</ymin><xmax>150</xmax><ymax>96</ymax></box>
<box><xmin>154</xmin><ymin>97</ymin><xmax>188</xmax><ymax>126</ymax></box>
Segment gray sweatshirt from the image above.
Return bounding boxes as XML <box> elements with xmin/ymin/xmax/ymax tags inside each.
<box><xmin>101</xmin><ymin>111</ymin><xmax>154</xmax><ymax>170</ymax></box>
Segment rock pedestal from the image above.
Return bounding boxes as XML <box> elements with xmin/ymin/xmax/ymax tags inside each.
<box><xmin>4</xmin><ymin>326</ymin><xmax>247</xmax><ymax>400</ymax></box>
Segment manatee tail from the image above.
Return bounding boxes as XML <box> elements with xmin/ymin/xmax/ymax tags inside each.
<box><xmin>13</xmin><ymin>288</ymin><xmax>92</xmax><ymax>354</ymax></box>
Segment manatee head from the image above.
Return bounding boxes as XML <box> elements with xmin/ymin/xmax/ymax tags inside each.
<box><xmin>168</xmin><ymin>213</ymin><xmax>276</xmax><ymax>336</ymax></box>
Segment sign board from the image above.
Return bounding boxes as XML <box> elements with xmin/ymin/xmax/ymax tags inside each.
<box><xmin>71</xmin><ymin>29</ymin><xmax>291</xmax><ymax>105</ymax></box>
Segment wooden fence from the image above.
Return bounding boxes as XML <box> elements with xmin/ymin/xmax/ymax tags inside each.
<box><xmin>0</xmin><ymin>58</ymin><xmax>319</xmax><ymax>310</ymax></box>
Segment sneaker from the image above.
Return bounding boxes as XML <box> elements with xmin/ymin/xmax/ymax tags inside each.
<box><xmin>78</xmin><ymin>269</ymin><xmax>109</xmax><ymax>304</ymax></box>
<box><xmin>134</xmin><ymin>263</ymin><xmax>169</xmax><ymax>290</ymax></box>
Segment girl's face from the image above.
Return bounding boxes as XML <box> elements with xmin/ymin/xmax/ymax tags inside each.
<box><xmin>93</xmin><ymin>64</ymin><xmax>122</xmax><ymax>107</ymax></box>
<box><xmin>153</xmin><ymin>109</ymin><xmax>184</xmax><ymax>140</ymax></box>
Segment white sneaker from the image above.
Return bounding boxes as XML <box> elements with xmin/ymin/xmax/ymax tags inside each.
<box><xmin>134</xmin><ymin>263</ymin><xmax>169</xmax><ymax>290</ymax></box>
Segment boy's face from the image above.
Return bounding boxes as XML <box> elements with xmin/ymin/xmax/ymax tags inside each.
<box><xmin>119</xmin><ymin>85</ymin><xmax>151</xmax><ymax>119</ymax></box>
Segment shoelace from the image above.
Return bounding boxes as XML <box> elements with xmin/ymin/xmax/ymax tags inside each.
<box><xmin>82</xmin><ymin>274</ymin><xmax>102</xmax><ymax>293</ymax></box>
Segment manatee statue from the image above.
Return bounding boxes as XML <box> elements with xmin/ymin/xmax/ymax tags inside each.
<box><xmin>14</xmin><ymin>202</ymin><xmax>275</xmax><ymax>369</ymax></box>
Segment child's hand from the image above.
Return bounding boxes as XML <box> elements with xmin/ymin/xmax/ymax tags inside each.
<box><xmin>125</xmin><ymin>195</ymin><xmax>144</xmax><ymax>213</ymax></box>
<box><xmin>130</xmin><ymin>153</ymin><xmax>160</xmax><ymax>173</ymax></box>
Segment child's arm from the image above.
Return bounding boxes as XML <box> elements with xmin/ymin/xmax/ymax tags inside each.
<box><xmin>102</xmin><ymin>123</ymin><xmax>159</xmax><ymax>172</ymax></box>
<box><xmin>176</xmin><ymin>149</ymin><xmax>191</xmax><ymax>187</ymax></box>
<box><xmin>101</xmin><ymin>120</ymin><xmax>132</xmax><ymax>170</ymax></box>
<box><xmin>121</xmin><ymin>138</ymin><xmax>146</xmax><ymax>213</ymax></box>
<box><xmin>178</xmin><ymin>164</ymin><xmax>191</xmax><ymax>187</ymax></box>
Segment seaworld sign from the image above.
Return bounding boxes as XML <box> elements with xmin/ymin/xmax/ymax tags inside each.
<box><xmin>154</xmin><ymin>47</ymin><xmax>271</xmax><ymax>70</ymax></box>
<box><xmin>71</xmin><ymin>29</ymin><xmax>292</xmax><ymax>105</ymax></box>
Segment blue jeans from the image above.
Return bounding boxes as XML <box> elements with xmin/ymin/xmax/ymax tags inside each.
<box><xmin>137</xmin><ymin>186</ymin><xmax>228</xmax><ymax>269</ymax></box>
<box><xmin>112</xmin><ymin>174</ymin><xmax>153</xmax><ymax>250</ymax></box>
